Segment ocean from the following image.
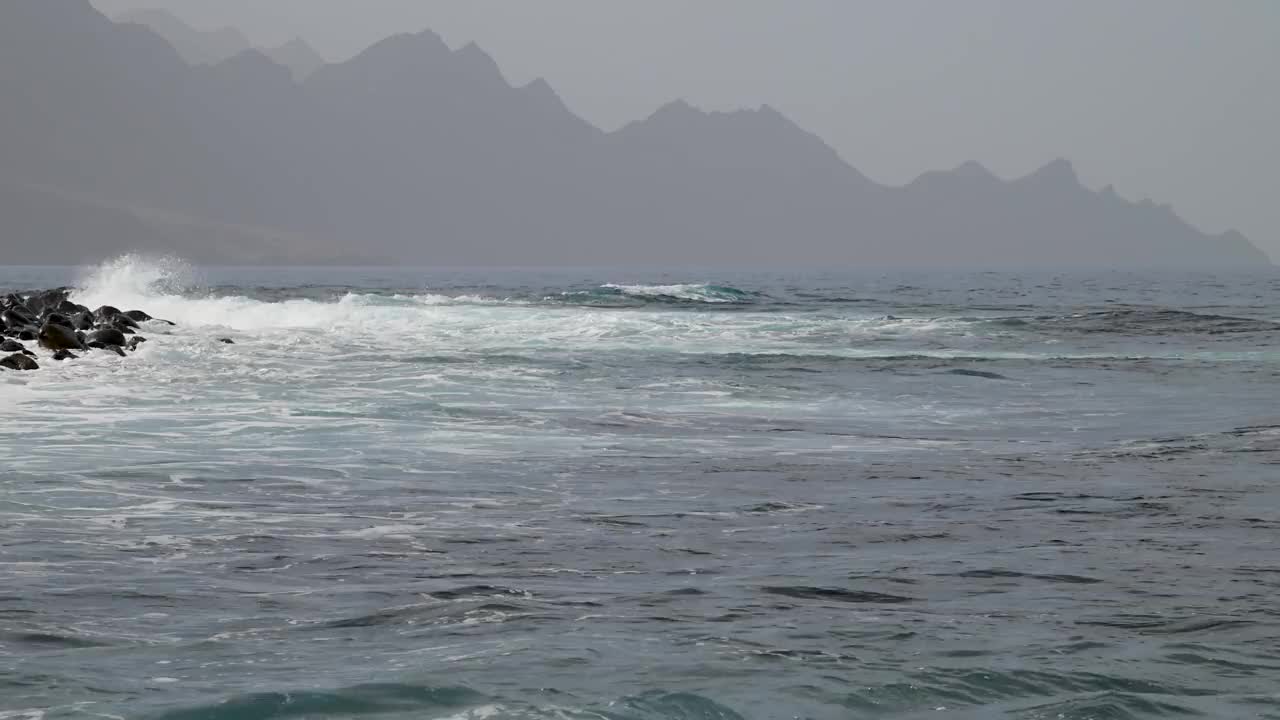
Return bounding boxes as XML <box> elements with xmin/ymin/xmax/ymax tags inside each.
<box><xmin>1</xmin><ymin>257</ymin><xmax>1278</xmax><ymax>719</ymax></box>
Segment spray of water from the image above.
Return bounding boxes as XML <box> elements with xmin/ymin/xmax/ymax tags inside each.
<box><xmin>71</xmin><ymin>254</ymin><xmax>200</xmax><ymax>311</ymax></box>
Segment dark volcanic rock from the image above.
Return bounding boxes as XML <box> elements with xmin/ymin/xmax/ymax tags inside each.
<box><xmin>2</xmin><ymin>308</ymin><xmax>35</xmax><ymax>329</ymax></box>
<box><xmin>25</xmin><ymin>288</ymin><xmax>71</xmax><ymax>316</ymax></box>
<box><xmin>0</xmin><ymin>353</ymin><xmax>39</xmax><ymax>371</ymax></box>
<box><xmin>87</xmin><ymin>327</ymin><xmax>128</xmax><ymax>347</ymax></box>
<box><xmin>93</xmin><ymin>305</ymin><xmax>123</xmax><ymax>322</ymax></box>
<box><xmin>40</xmin><ymin>321</ymin><xmax>86</xmax><ymax>351</ymax></box>
<box><xmin>112</xmin><ymin>314</ymin><xmax>140</xmax><ymax>330</ymax></box>
<box><xmin>56</xmin><ymin>299</ymin><xmax>89</xmax><ymax>316</ymax></box>
<box><xmin>44</xmin><ymin>313</ymin><xmax>73</xmax><ymax>329</ymax></box>
<box><xmin>2</xmin><ymin>288</ymin><xmax>169</xmax><ymax>370</ymax></box>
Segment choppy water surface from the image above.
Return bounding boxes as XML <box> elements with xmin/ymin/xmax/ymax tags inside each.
<box><xmin>2</xmin><ymin>259</ymin><xmax>1279</xmax><ymax>719</ymax></box>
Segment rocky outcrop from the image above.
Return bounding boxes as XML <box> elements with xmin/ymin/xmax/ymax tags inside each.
<box><xmin>0</xmin><ymin>288</ymin><xmax>171</xmax><ymax>372</ymax></box>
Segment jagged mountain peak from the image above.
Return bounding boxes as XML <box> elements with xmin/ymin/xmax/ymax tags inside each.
<box><xmin>1019</xmin><ymin>157</ymin><xmax>1080</xmax><ymax>187</ymax></box>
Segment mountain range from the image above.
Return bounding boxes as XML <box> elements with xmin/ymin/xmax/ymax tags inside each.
<box><xmin>0</xmin><ymin>0</ymin><xmax>1268</xmax><ymax>267</ymax></box>
<box><xmin>116</xmin><ymin>8</ymin><xmax>324</xmax><ymax>81</ymax></box>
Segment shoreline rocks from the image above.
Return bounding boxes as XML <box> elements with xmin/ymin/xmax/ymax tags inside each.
<box><xmin>0</xmin><ymin>287</ymin><xmax>176</xmax><ymax>372</ymax></box>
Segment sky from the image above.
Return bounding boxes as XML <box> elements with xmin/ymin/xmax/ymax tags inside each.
<box><xmin>90</xmin><ymin>0</ymin><xmax>1280</xmax><ymax>259</ymax></box>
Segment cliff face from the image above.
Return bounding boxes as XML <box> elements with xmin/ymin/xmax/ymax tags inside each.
<box><xmin>0</xmin><ymin>1</ymin><xmax>1268</xmax><ymax>268</ymax></box>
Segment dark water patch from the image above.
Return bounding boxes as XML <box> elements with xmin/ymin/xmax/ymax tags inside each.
<box><xmin>150</xmin><ymin>684</ymin><xmax>489</xmax><ymax>720</ymax></box>
<box><xmin>950</xmin><ymin>569</ymin><xmax>1103</xmax><ymax>585</ymax></box>
<box><xmin>1077</xmin><ymin>615</ymin><xmax>1257</xmax><ymax>635</ymax></box>
<box><xmin>581</xmin><ymin>514</ymin><xmax>650</xmax><ymax>528</ymax></box>
<box><xmin>1009</xmin><ymin>307</ymin><xmax>1280</xmax><ymax>336</ymax></box>
<box><xmin>1013</xmin><ymin>492</ymin><xmax>1073</xmax><ymax>502</ymax></box>
<box><xmin>745</xmin><ymin>501</ymin><xmax>819</xmax><ymax>513</ymax></box>
<box><xmin>943</xmin><ymin>368</ymin><xmax>1012</xmax><ymax>380</ymax></box>
<box><xmin>442</xmin><ymin>537</ymin><xmax>523</xmax><ymax>546</ymax></box>
<box><xmin>426</xmin><ymin>585</ymin><xmax>531</xmax><ymax>601</ymax></box>
<box><xmin>580</xmin><ymin>512</ymin><xmax>727</xmax><ymax>528</ymax></box>
<box><xmin>662</xmin><ymin>547</ymin><xmax>715</xmax><ymax>556</ymax></box>
<box><xmin>864</xmin><ymin>532</ymin><xmax>952</xmax><ymax>544</ymax></box>
<box><xmin>842</xmin><ymin>668</ymin><xmax>1216</xmax><ymax>716</ymax></box>
<box><xmin>1057</xmin><ymin>640</ymin><xmax>1113</xmax><ymax>654</ymax></box>
<box><xmin>316</xmin><ymin>606</ymin><xmax>539</xmax><ymax>633</ymax></box>
<box><xmin>761</xmin><ymin>586</ymin><xmax>915</xmax><ymax>604</ymax></box>
<box><xmin>1147</xmin><ymin>618</ymin><xmax>1262</xmax><ymax>635</ymax></box>
<box><xmin>1093</xmin><ymin>425</ymin><xmax>1280</xmax><ymax>461</ymax></box>
<box><xmin>813</xmin><ymin>296</ymin><xmax>878</xmax><ymax>304</ymax></box>
<box><xmin>1162</xmin><ymin>651</ymin><xmax>1280</xmax><ymax>675</ymax></box>
<box><xmin>663</xmin><ymin>588</ymin><xmax>708</xmax><ymax>596</ymax></box>
<box><xmin>316</xmin><ymin>588</ymin><xmax>534</xmax><ymax>629</ymax></box>
<box><xmin>0</xmin><ymin>629</ymin><xmax>115</xmax><ymax>649</ymax></box>
<box><xmin>1227</xmin><ymin>423</ymin><xmax>1280</xmax><ymax>436</ymax></box>
<box><xmin>847</xmin><ymin>574</ymin><xmax>919</xmax><ymax>585</ymax></box>
<box><xmin>1009</xmin><ymin>692</ymin><xmax>1205</xmax><ymax>719</ymax></box>
<box><xmin>317</xmin><ymin>606</ymin><xmax>438</xmax><ymax>630</ymax></box>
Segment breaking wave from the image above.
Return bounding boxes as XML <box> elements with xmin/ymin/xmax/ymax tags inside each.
<box><xmin>560</xmin><ymin>283</ymin><xmax>761</xmax><ymax>306</ymax></box>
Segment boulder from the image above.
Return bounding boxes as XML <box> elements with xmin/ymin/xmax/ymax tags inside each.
<box><xmin>24</xmin><ymin>288</ymin><xmax>71</xmax><ymax>316</ymax></box>
<box><xmin>39</xmin><ymin>321</ymin><xmax>86</xmax><ymax>351</ymax></box>
<box><xmin>93</xmin><ymin>305</ymin><xmax>123</xmax><ymax>322</ymax></box>
<box><xmin>0</xmin><ymin>353</ymin><xmax>39</xmax><ymax>371</ymax></box>
<box><xmin>87</xmin><ymin>327</ymin><xmax>128</xmax><ymax>347</ymax></box>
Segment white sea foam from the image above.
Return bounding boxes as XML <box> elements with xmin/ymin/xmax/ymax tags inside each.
<box><xmin>601</xmin><ymin>283</ymin><xmax>747</xmax><ymax>303</ymax></box>
<box><xmin>10</xmin><ymin>255</ymin><xmax>1251</xmax><ymax>480</ymax></box>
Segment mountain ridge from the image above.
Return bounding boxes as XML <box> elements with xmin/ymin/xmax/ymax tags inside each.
<box><xmin>0</xmin><ymin>1</ymin><xmax>1268</xmax><ymax>268</ymax></box>
<box><xmin>118</xmin><ymin>6</ymin><xmax>325</xmax><ymax>80</ymax></box>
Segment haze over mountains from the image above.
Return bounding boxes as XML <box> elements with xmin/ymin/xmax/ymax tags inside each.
<box><xmin>117</xmin><ymin>8</ymin><xmax>324</xmax><ymax>81</ymax></box>
<box><xmin>0</xmin><ymin>1</ymin><xmax>1268</xmax><ymax>268</ymax></box>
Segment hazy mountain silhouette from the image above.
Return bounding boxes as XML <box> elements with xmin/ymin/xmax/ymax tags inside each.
<box><xmin>119</xmin><ymin>9</ymin><xmax>324</xmax><ymax>81</ymax></box>
<box><xmin>0</xmin><ymin>1</ymin><xmax>1268</xmax><ymax>267</ymax></box>
<box><xmin>264</xmin><ymin>38</ymin><xmax>325</xmax><ymax>81</ymax></box>
<box><xmin>116</xmin><ymin>7</ymin><xmax>251</xmax><ymax>66</ymax></box>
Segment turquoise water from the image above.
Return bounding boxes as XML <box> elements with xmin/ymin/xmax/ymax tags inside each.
<box><xmin>2</xmin><ymin>258</ymin><xmax>1278</xmax><ymax>719</ymax></box>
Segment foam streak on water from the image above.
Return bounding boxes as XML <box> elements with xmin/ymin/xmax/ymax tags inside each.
<box><xmin>1</xmin><ymin>257</ymin><xmax>1279</xmax><ymax>719</ymax></box>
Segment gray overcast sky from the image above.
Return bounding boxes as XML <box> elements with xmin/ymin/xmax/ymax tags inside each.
<box><xmin>91</xmin><ymin>0</ymin><xmax>1280</xmax><ymax>259</ymax></box>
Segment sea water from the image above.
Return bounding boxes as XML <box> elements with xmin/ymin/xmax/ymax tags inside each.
<box><xmin>1</xmin><ymin>257</ymin><xmax>1278</xmax><ymax>719</ymax></box>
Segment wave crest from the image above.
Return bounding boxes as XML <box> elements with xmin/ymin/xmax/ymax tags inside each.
<box><xmin>71</xmin><ymin>254</ymin><xmax>198</xmax><ymax>310</ymax></box>
<box><xmin>600</xmin><ymin>283</ymin><xmax>756</xmax><ymax>304</ymax></box>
